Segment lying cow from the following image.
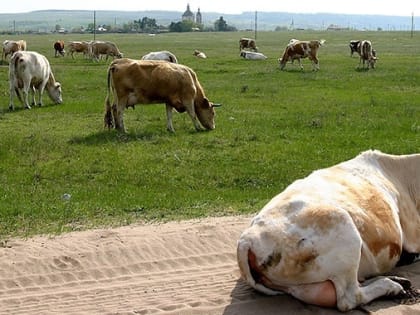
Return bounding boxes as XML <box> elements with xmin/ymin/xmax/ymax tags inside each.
<box><xmin>349</xmin><ymin>40</ymin><xmax>360</xmax><ymax>57</ymax></box>
<box><xmin>357</xmin><ymin>40</ymin><xmax>377</xmax><ymax>69</ymax></box>
<box><xmin>237</xmin><ymin>150</ymin><xmax>420</xmax><ymax>311</ymax></box>
<box><xmin>240</xmin><ymin>51</ymin><xmax>267</xmax><ymax>60</ymax></box>
<box><xmin>2</xmin><ymin>39</ymin><xmax>26</xmax><ymax>61</ymax></box>
<box><xmin>193</xmin><ymin>50</ymin><xmax>207</xmax><ymax>59</ymax></box>
<box><xmin>104</xmin><ymin>59</ymin><xmax>221</xmax><ymax>132</ymax></box>
<box><xmin>141</xmin><ymin>50</ymin><xmax>178</xmax><ymax>63</ymax></box>
<box><xmin>239</xmin><ymin>38</ymin><xmax>258</xmax><ymax>52</ymax></box>
<box><xmin>9</xmin><ymin>51</ymin><xmax>62</xmax><ymax>110</ymax></box>
<box><xmin>54</xmin><ymin>40</ymin><xmax>65</xmax><ymax>57</ymax></box>
<box><xmin>278</xmin><ymin>39</ymin><xmax>325</xmax><ymax>71</ymax></box>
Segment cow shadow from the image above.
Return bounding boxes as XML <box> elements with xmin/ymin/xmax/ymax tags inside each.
<box><xmin>69</xmin><ymin>129</ymin><xmax>170</xmax><ymax>145</ymax></box>
<box><xmin>223</xmin><ymin>278</ymin><xmax>406</xmax><ymax>315</ymax></box>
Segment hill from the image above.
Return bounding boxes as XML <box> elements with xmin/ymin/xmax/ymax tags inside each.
<box><xmin>0</xmin><ymin>9</ymin><xmax>416</xmax><ymax>33</ymax></box>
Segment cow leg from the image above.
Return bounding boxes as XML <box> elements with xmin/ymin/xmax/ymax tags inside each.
<box><xmin>112</xmin><ymin>103</ymin><xmax>125</xmax><ymax>132</ymax></box>
<box><xmin>184</xmin><ymin>101</ymin><xmax>202</xmax><ymax>131</ymax></box>
<box><xmin>165</xmin><ymin>104</ymin><xmax>175</xmax><ymax>132</ymax></box>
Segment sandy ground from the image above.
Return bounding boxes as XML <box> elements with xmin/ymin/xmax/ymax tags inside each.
<box><xmin>1</xmin><ymin>215</ymin><xmax>419</xmax><ymax>315</ymax></box>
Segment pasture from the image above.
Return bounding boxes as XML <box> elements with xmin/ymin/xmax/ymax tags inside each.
<box><xmin>0</xmin><ymin>31</ymin><xmax>418</xmax><ymax>239</ymax></box>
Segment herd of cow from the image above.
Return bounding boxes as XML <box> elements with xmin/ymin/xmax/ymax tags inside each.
<box><xmin>239</xmin><ymin>37</ymin><xmax>377</xmax><ymax>70</ymax></box>
<box><xmin>2</xmin><ymin>36</ymin><xmax>419</xmax><ymax>312</ymax></box>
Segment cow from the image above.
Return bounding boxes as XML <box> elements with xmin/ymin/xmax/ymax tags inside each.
<box><xmin>104</xmin><ymin>59</ymin><xmax>221</xmax><ymax>133</ymax></box>
<box><xmin>239</xmin><ymin>38</ymin><xmax>258</xmax><ymax>52</ymax></box>
<box><xmin>90</xmin><ymin>41</ymin><xmax>122</xmax><ymax>62</ymax></box>
<box><xmin>278</xmin><ymin>40</ymin><xmax>325</xmax><ymax>71</ymax></box>
<box><xmin>9</xmin><ymin>51</ymin><xmax>62</xmax><ymax>110</ymax></box>
<box><xmin>237</xmin><ymin>149</ymin><xmax>420</xmax><ymax>311</ymax></box>
<box><xmin>141</xmin><ymin>50</ymin><xmax>178</xmax><ymax>63</ymax></box>
<box><xmin>193</xmin><ymin>50</ymin><xmax>207</xmax><ymax>59</ymax></box>
<box><xmin>67</xmin><ymin>41</ymin><xmax>90</xmax><ymax>59</ymax></box>
<box><xmin>240</xmin><ymin>51</ymin><xmax>267</xmax><ymax>60</ymax></box>
<box><xmin>2</xmin><ymin>40</ymin><xmax>27</xmax><ymax>61</ymax></box>
<box><xmin>54</xmin><ymin>40</ymin><xmax>65</xmax><ymax>57</ymax></box>
<box><xmin>349</xmin><ymin>40</ymin><xmax>360</xmax><ymax>57</ymax></box>
<box><xmin>357</xmin><ymin>40</ymin><xmax>377</xmax><ymax>69</ymax></box>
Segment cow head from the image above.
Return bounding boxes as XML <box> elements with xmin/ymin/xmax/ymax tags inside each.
<box><xmin>47</xmin><ymin>82</ymin><xmax>63</xmax><ymax>104</ymax></box>
<box><xmin>195</xmin><ymin>98</ymin><xmax>221</xmax><ymax>130</ymax></box>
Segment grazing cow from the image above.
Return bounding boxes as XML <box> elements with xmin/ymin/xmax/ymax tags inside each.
<box><xmin>54</xmin><ymin>40</ymin><xmax>65</xmax><ymax>57</ymax></box>
<box><xmin>239</xmin><ymin>38</ymin><xmax>258</xmax><ymax>52</ymax></box>
<box><xmin>240</xmin><ymin>51</ymin><xmax>267</xmax><ymax>60</ymax></box>
<box><xmin>357</xmin><ymin>40</ymin><xmax>377</xmax><ymax>69</ymax></box>
<box><xmin>67</xmin><ymin>41</ymin><xmax>90</xmax><ymax>59</ymax></box>
<box><xmin>2</xmin><ymin>39</ymin><xmax>27</xmax><ymax>61</ymax></box>
<box><xmin>237</xmin><ymin>150</ymin><xmax>420</xmax><ymax>311</ymax></box>
<box><xmin>9</xmin><ymin>51</ymin><xmax>62</xmax><ymax>110</ymax></box>
<box><xmin>349</xmin><ymin>40</ymin><xmax>360</xmax><ymax>57</ymax></box>
<box><xmin>278</xmin><ymin>40</ymin><xmax>325</xmax><ymax>71</ymax></box>
<box><xmin>141</xmin><ymin>50</ymin><xmax>178</xmax><ymax>63</ymax></box>
<box><xmin>104</xmin><ymin>59</ymin><xmax>221</xmax><ymax>132</ymax></box>
<box><xmin>193</xmin><ymin>50</ymin><xmax>207</xmax><ymax>59</ymax></box>
<box><xmin>90</xmin><ymin>41</ymin><xmax>122</xmax><ymax>62</ymax></box>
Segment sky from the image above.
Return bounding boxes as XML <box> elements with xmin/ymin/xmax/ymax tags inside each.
<box><xmin>0</xmin><ymin>0</ymin><xmax>418</xmax><ymax>17</ymax></box>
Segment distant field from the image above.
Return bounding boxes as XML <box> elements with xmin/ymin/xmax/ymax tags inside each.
<box><xmin>0</xmin><ymin>31</ymin><xmax>418</xmax><ymax>238</ymax></box>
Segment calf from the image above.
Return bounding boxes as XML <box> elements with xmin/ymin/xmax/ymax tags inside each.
<box><xmin>54</xmin><ymin>40</ymin><xmax>65</xmax><ymax>57</ymax></box>
<box><xmin>239</xmin><ymin>38</ymin><xmax>258</xmax><ymax>52</ymax></box>
<box><xmin>193</xmin><ymin>50</ymin><xmax>207</xmax><ymax>59</ymax></box>
<box><xmin>237</xmin><ymin>150</ymin><xmax>420</xmax><ymax>311</ymax></box>
<box><xmin>9</xmin><ymin>51</ymin><xmax>62</xmax><ymax>110</ymax></box>
<box><xmin>278</xmin><ymin>40</ymin><xmax>325</xmax><ymax>71</ymax></box>
<box><xmin>104</xmin><ymin>59</ymin><xmax>220</xmax><ymax>132</ymax></box>
<box><xmin>67</xmin><ymin>41</ymin><xmax>90</xmax><ymax>59</ymax></box>
<box><xmin>357</xmin><ymin>40</ymin><xmax>377</xmax><ymax>69</ymax></box>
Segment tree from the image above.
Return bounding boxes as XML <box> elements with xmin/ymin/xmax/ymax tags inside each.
<box><xmin>134</xmin><ymin>17</ymin><xmax>158</xmax><ymax>33</ymax></box>
<box><xmin>214</xmin><ymin>16</ymin><xmax>237</xmax><ymax>32</ymax></box>
<box><xmin>169</xmin><ymin>20</ymin><xmax>193</xmax><ymax>32</ymax></box>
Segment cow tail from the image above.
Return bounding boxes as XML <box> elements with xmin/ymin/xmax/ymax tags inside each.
<box><xmin>104</xmin><ymin>65</ymin><xmax>114</xmax><ymax>129</ymax></box>
<box><xmin>10</xmin><ymin>52</ymin><xmax>24</xmax><ymax>103</ymax></box>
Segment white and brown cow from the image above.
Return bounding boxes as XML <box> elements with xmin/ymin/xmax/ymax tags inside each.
<box><xmin>278</xmin><ymin>39</ymin><xmax>325</xmax><ymax>71</ymax></box>
<box><xmin>104</xmin><ymin>59</ymin><xmax>220</xmax><ymax>132</ymax></box>
<box><xmin>193</xmin><ymin>50</ymin><xmax>207</xmax><ymax>59</ymax></box>
<box><xmin>237</xmin><ymin>150</ymin><xmax>420</xmax><ymax>311</ymax></box>
<box><xmin>90</xmin><ymin>41</ymin><xmax>123</xmax><ymax>62</ymax></box>
<box><xmin>357</xmin><ymin>40</ymin><xmax>377</xmax><ymax>69</ymax></box>
<box><xmin>2</xmin><ymin>39</ymin><xmax>27</xmax><ymax>61</ymax></box>
<box><xmin>141</xmin><ymin>50</ymin><xmax>178</xmax><ymax>63</ymax></box>
<box><xmin>239</xmin><ymin>38</ymin><xmax>258</xmax><ymax>52</ymax></box>
<box><xmin>53</xmin><ymin>40</ymin><xmax>65</xmax><ymax>57</ymax></box>
<box><xmin>9</xmin><ymin>51</ymin><xmax>62</xmax><ymax>110</ymax></box>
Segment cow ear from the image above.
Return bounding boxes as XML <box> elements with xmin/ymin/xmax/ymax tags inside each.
<box><xmin>55</xmin><ymin>83</ymin><xmax>61</xmax><ymax>88</ymax></box>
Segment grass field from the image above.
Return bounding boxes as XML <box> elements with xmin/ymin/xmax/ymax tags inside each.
<box><xmin>0</xmin><ymin>31</ymin><xmax>418</xmax><ymax>239</ymax></box>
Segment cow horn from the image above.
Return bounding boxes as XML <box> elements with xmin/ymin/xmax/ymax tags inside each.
<box><xmin>212</xmin><ymin>103</ymin><xmax>222</xmax><ymax>108</ymax></box>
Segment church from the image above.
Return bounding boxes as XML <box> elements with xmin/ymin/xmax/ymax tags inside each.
<box><xmin>182</xmin><ymin>4</ymin><xmax>202</xmax><ymax>24</ymax></box>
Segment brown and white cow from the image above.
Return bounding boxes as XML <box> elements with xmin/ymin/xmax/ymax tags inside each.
<box><xmin>104</xmin><ymin>59</ymin><xmax>220</xmax><ymax>132</ymax></box>
<box><xmin>357</xmin><ymin>40</ymin><xmax>377</xmax><ymax>69</ymax></box>
<box><xmin>278</xmin><ymin>39</ymin><xmax>325</xmax><ymax>71</ymax></box>
<box><xmin>2</xmin><ymin>39</ymin><xmax>27</xmax><ymax>61</ymax></box>
<box><xmin>90</xmin><ymin>41</ymin><xmax>122</xmax><ymax>62</ymax></box>
<box><xmin>193</xmin><ymin>50</ymin><xmax>207</xmax><ymax>59</ymax></box>
<box><xmin>67</xmin><ymin>41</ymin><xmax>90</xmax><ymax>59</ymax></box>
<box><xmin>9</xmin><ymin>51</ymin><xmax>62</xmax><ymax>110</ymax></box>
<box><xmin>54</xmin><ymin>40</ymin><xmax>65</xmax><ymax>57</ymax></box>
<box><xmin>141</xmin><ymin>50</ymin><xmax>178</xmax><ymax>63</ymax></box>
<box><xmin>239</xmin><ymin>38</ymin><xmax>258</xmax><ymax>52</ymax></box>
<box><xmin>237</xmin><ymin>150</ymin><xmax>420</xmax><ymax>311</ymax></box>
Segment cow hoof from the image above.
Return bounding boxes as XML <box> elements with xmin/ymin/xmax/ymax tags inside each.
<box><xmin>8</xmin><ymin>105</ymin><xmax>14</xmax><ymax>111</ymax></box>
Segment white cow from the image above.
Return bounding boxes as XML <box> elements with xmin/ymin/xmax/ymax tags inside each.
<box><xmin>141</xmin><ymin>50</ymin><xmax>178</xmax><ymax>63</ymax></box>
<box><xmin>9</xmin><ymin>51</ymin><xmax>62</xmax><ymax>110</ymax></box>
<box><xmin>240</xmin><ymin>51</ymin><xmax>267</xmax><ymax>60</ymax></box>
<box><xmin>238</xmin><ymin>150</ymin><xmax>420</xmax><ymax>311</ymax></box>
<box><xmin>193</xmin><ymin>50</ymin><xmax>207</xmax><ymax>59</ymax></box>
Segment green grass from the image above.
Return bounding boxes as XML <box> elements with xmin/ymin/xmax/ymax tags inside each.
<box><xmin>0</xmin><ymin>31</ymin><xmax>418</xmax><ymax>239</ymax></box>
